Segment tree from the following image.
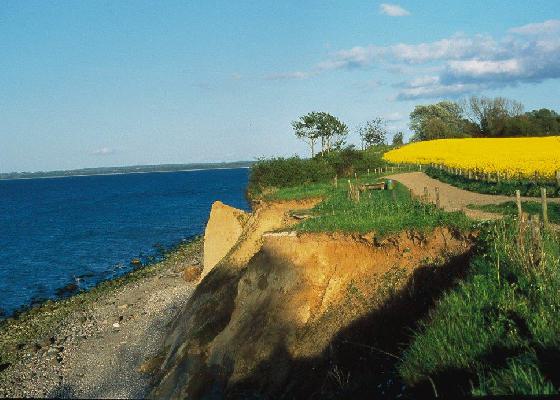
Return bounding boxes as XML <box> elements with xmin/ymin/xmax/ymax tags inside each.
<box><xmin>292</xmin><ymin>112</ymin><xmax>348</xmax><ymax>156</ymax></box>
<box><xmin>409</xmin><ymin>101</ymin><xmax>468</xmax><ymax>141</ymax></box>
<box><xmin>526</xmin><ymin>108</ymin><xmax>560</xmax><ymax>136</ymax></box>
<box><xmin>392</xmin><ymin>131</ymin><xmax>404</xmax><ymax>146</ymax></box>
<box><xmin>357</xmin><ymin>118</ymin><xmax>387</xmax><ymax>149</ymax></box>
<box><xmin>465</xmin><ymin>96</ymin><xmax>524</xmax><ymax>137</ymax></box>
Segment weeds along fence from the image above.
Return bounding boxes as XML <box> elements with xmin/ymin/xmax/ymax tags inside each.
<box><xmin>426</xmin><ymin>163</ymin><xmax>560</xmax><ymax>187</ymax></box>
<box><xmin>340</xmin><ymin>163</ymin><xmax>555</xmax><ymax>228</ymax></box>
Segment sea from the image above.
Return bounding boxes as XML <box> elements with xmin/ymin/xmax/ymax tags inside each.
<box><xmin>0</xmin><ymin>168</ymin><xmax>250</xmax><ymax>318</ymax></box>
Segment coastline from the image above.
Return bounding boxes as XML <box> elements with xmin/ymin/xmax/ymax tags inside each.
<box><xmin>0</xmin><ymin>236</ymin><xmax>203</xmax><ymax>398</ymax></box>
<box><xmin>0</xmin><ymin>165</ymin><xmax>252</xmax><ymax>181</ymax></box>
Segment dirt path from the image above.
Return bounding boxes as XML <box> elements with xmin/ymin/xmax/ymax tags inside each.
<box><xmin>0</xmin><ymin>242</ymin><xmax>201</xmax><ymax>399</ymax></box>
<box><xmin>387</xmin><ymin>172</ymin><xmax>559</xmax><ymax>220</ymax></box>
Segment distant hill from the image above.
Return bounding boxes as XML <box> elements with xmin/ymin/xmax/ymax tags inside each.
<box><xmin>0</xmin><ymin>161</ymin><xmax>255</xmax><ymax>180</ymax></box>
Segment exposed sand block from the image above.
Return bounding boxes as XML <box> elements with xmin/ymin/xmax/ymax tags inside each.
<box><xmin>202</xmin><ymin>201</ymin><xmax>249</xmax><ymax>279</ymax></box>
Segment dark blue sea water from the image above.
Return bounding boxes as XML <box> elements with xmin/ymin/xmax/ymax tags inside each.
<box><xmin>0</xmin><ymin>168</ymin><xmax>250</xmax><ymax>317</ymax></box>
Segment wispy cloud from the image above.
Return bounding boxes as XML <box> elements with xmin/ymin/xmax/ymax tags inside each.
<box><xmin>92</xmin><ymin>147</ymin><xmax>115</xmax><ymax>156</ymax></box>
<box><xmin>509</xmin><ymin>19</ymin><xmax>560</xmax><ymax>35</ymax></box>
<box><xmin>318</xmin><ymin>19</ymin><xmax>560</xmax><ymax>99</ymax></box>
<box><xmin>264</xmin><ymin>71</ymin><xmax>314</xmax><ymax>80</ymax></box>
<box><xmin>379</xmin><ymin>3</ymin><xmax>410</xmax><ymax>17</ymax></box>
<box><xmin>265</xmin><ymin>19</ymin><xmax>560</xmax><ymax>100</ymax></box>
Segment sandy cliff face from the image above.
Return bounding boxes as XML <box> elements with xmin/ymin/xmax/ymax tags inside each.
<box><xmin>152</xmin><ymin>200</ymin><xmax>474</xmax><ymax>399</ymax></box>
<box><xmin>201</xmin><ymin>201</ymin><xmax>248</xmax><ymax>280</ymax></box>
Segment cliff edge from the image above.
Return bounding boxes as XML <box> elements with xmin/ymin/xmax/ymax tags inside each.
<box><xmin>152</xmin><ymin>199</ymin><xmax>474</xmax><ymax>398</ymax></box>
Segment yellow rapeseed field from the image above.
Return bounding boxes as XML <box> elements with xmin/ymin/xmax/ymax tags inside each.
<box><xmin>383</xmin><ymin>136</ymin><xmax>560</xmax><ymax>180</ymax></box>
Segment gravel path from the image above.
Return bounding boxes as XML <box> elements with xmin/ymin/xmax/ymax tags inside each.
<box><xmin>0</xmin><ymin>243</ymin><xmax>200</xmax><ymax>399</ymax></box>
<box><xmin>387</xmin><ymin>172</ymin><xmax>560</xmax><ymax>220</ymax></box>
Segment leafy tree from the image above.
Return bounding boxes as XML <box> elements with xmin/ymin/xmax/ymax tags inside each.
<box><xmin>526</xmin><ymin>108</ymin><xmax>560</xmax><ymax>135</ymax></box>
<box><xmin>392</xmin><ymin>131</ymin><xmax>404</xmax><ymax>146</ymax></box>
<box><xmin>358</xmin><ymin>118</ymin><xmax>387</xmax><ymax>149</ymax></box>
<box><xmin>292</xmin><ymin>112</ymin><xmax>348</xmax><ymax>157</ymax></box>
<box><xmin>409</xmin><ymin>101</ymin><xmax>468</xmax><ymax>141</ymax></box>
<box><xmin>465</xmin><ymin>96</ymin><xmax>524</xmax><ymax>137</ymax></box>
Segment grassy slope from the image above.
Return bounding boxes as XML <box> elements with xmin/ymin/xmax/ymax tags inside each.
<box><xmin>398</xmin><ymin>220</ymin><xmax>560</xmax><ymax>396</ymax></box>
<box><xmin>468</xmin><ymin>201</ymin><xmax>560</xmax><ymax>224</ymax></box>
<box><xmin>264</xmin><ymin>170</ymin><xmax>560</xmax><ymax>396</ymax></box>
<box><xmin>264</xmin><ymin>175</ymin><xmax>472</xmax><ymax>237</ymax></box>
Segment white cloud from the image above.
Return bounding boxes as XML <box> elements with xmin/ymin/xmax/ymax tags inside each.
<box><xmin>395</xmin><ymin>79</ymin><xmax>482</xmax><ymax>101</ymax></box>
<box><xmin>509</xmin><ymin>19</ymin><xmax>560</xmax><ymax>35</ymax></box>
<box><xmin>447</xmin><ymin>59</ymin><xmax>523</xmax><ymax>78</ymax></box>
<box><xmin>264</xmin><ymin>71</ymin><xmax>313</xmax><ymax>80</ymax></box>
<box><xmin>379</xmin><ymin>3</ymin><xmax>410</xmax><ymax>17</ymax></box>
<box><xmin>383</xmin><ymin>112</ymin><xmax>404</xmax><ymax>121</ymax></box>
<box><xmin>316</xmin><ymin>21</ymin><xmax>560</xmax><ymax>99</ymax></box>
<box><xmin>92</xmin><ymin>147</ymin><xmax>115</xmax><ymax>156</ymax></box>
<box><xmin>267</xmin><ymin>19</ymin><xmax>560</xmax><ymax>100</ymax></box>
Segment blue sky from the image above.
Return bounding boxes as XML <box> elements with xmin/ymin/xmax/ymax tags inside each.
<box><xmin>2</xmin><ymin>1</ymin><xmax>560</xmax><ymax>172</ymax></box>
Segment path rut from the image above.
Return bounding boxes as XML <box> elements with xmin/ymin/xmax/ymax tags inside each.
<box><xmin>387</xmin><ymin>172</ymin><xmax>559</xmax><ymax>220</ymax></box>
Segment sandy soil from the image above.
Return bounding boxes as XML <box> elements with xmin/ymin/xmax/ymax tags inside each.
<box><xmin>0</xmin><ymin>242</ymin><xmax>201</xmax><ymax>399</ymax></box>
<box><xmin>387</xmin><ymin>172</ymin><xmax>559</xmax><ymax>220</ymax></box>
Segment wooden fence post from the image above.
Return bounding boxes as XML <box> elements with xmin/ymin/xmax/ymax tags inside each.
<box><xmin>556</xmin><ymin>171</ymin><xmax>560</xmax><ymax>187</ymax></box>
<box><xmin>334</xmin><ymin>175</ymin><xmax>338</xmax><ymax>188</ymax></box>
<box><xmin>468</xmin><ymin>170</ymin><xmax>472</xmax><ymax>180</ymax></box>
<box><xmin>541</xmin><ymin>188</ymin><xmax>548</xmax><ymax>228</ymax></box>
<box><xmin>435</xmin><ymin>187</ymin><xmax>440</xmax><ymax>208</ymax></box>
<box><xmin>423</xmin><ymin>186</ymin><xmax>429</xmax><ymax>202</ymax></box>
<box><xmin>516</xmin><ymin>190</ymin><xmax>522</xmax><ymax>218</ymax></box>
<box><xmin>367</xmin><ymin>168</ymin><xmax>370</xmax><ymax>176</ymax></box>
<box><xmin>534</xmin><ymin>171</ymin><xmax>538</xmax><ymax>184</ymax></box>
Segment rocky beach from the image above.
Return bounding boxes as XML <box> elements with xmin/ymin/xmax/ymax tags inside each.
<box><xmin>0</xmin><ymin>238</ymin><xmax>202</xmax><ymax>398</ymax></box>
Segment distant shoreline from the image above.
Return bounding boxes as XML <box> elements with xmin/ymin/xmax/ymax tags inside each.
<box><xmin>0</xmin><ymin>163</ymin><xmax>254</xmax><ymax>181</ymax></box>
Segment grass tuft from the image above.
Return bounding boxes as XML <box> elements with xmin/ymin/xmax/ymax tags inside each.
<box><xmin>468</xmin><ymin>201</ymin><xmax>560</xmax><ymax>224</ymax></box>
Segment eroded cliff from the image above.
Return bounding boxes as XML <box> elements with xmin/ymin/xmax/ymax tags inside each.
<box><xmin>152</xmin><ymin>199</ymin><xmax>475</xmax><ymax>399</ymax></box>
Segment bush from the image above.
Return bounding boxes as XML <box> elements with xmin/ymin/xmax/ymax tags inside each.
<box><xmin>248</xmin><ymin>157</ymin><xmax>334</xmax><ymax>196</ymax></box>
<box><xmin>248</xmin><ymin>146</ymin><xmax>391</xmax><ymax>197</ymax></box>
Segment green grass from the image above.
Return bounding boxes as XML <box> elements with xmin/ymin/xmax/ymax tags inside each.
<box><xmin>468</xmin><ymin>201</ymin><xmax>560</xmax><ymax>224</ymax></box>
<box><xmin>264</xmin><ymin>181</ymin><xmax>336</xmax><ymax>201</ymax></box>
<box><xmin>425</xmin><ymin>166</ymin><xmax>560</xmax><ymax>198</ymax></box>
<box><xmin>292</xmin><ymin>178</ymin><xmax>472</xmax><ymax>237</ymax></box>
<box><xmin>398</xmin><ymin>220</ymin><xmax>560</xmax><ymax>396</ymax></box>
<box><xmin>0</xmin><ymin>237</ymin><xmax>202</xmax><ymax>369</ymax></box>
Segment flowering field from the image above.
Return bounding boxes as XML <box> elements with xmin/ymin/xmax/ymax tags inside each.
<box><xmin>383</xmin><ymin>137</ymin><xmax>560</xmax><ymax>180</ymax></box>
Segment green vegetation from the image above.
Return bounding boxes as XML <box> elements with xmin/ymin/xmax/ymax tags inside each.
<box><xmin>264</xmin><ymin>181</ymin><xmax>335</xmax><ymax>201</ymax></box>
<box><xmin>409</xmin><ymin>96</ymin><xmax>560</xmax><ymax>141</ymax></box>
<box><xmin>425</xmin><ymin>166</ymin><xmax>560</xmax><ymax>198</ymax></box>
<box><xmin>296</xmin><ymin>180</ymin><xmax>471</xmax><ymax>236</ymax></box>
<box><xmin>0</xmin><ymin>237</ymin><xmax>202</xmax><ymax>367</ymax></box>
<box><xmin>398</xmin><ymin>220</ymin><xmax>560</xmax><ymax>396</ymax></box>
<box><xmin>248</xmin><ymin>146</ymin><xmax>390</xmax><ymax>197</ymax></box>
<box><xmin>468</xmin><ymin>201</ymin><xmax>560</xmax><ymax>224</ymax></box>
<box><xmin>357</xmin><ymin>118</ymin><xmax>388</xmax><ymax>148</ymax></box>
<box><xmin>292</xmin><ymin>111</ymin><xmax>349</xmax><ymax>157</ymax></box>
